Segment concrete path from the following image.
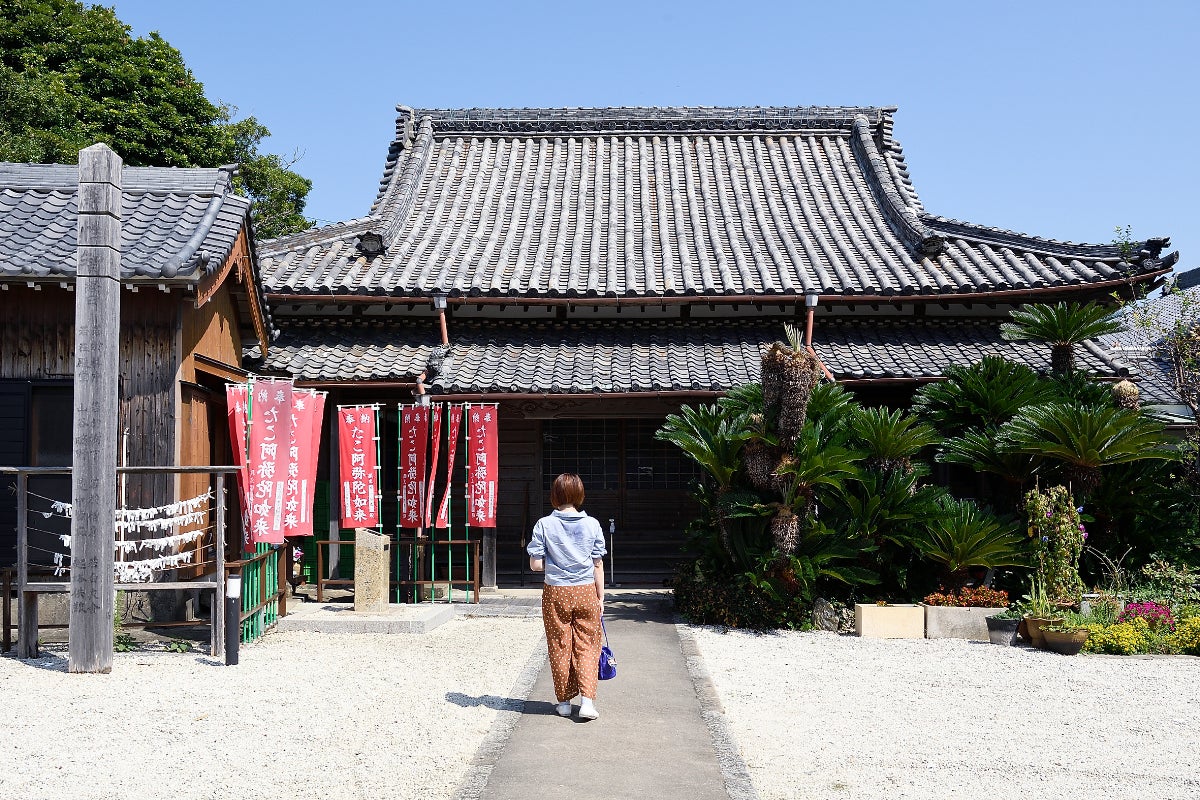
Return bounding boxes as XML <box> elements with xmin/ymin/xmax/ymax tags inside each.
<box><xmin>464</xmin><ymin>591</ymin><xmax>745</xmax><ymax>800</ymax></box>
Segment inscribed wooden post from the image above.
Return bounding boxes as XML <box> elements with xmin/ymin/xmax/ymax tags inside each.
<box><xmin>69</xmin><ymin>143</ymin><xmax>122</xmax><ymax>674</ymax></box>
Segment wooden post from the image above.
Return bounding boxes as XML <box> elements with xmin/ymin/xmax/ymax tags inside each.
<box><xmin>2</xmin><ymin>568</ymin><xmax>11</xmax><ymax>653</ymax></box>
<box><xmin>16</xmin><ymin>471</ymin><xmax>39</xmax><ymax>659</ymax></box>
<box><xmin>69</xmin><ymin>143</ymin><xmax>122</xmax><ymax>674</ymax></box>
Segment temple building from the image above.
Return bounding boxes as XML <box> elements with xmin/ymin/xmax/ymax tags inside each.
<box><xmin>248</xmin><ymin>105</ymin><xmax>1180</xmax><ymax>586</ymax></box>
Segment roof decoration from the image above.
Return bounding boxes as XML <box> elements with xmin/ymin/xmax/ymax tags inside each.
<box><xmin>260</xmin><ymin>105</ymin><xmax>1177</xmax><ymax>300</ymax></box>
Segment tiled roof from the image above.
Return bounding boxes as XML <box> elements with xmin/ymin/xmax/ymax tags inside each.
<box><xmin>260</xmin><ymin>106</ymin><xmax>1176</xmax><ymax>300</ymax></box>
<box><xmin>1104</xmin><ymin>286</ymin><xmax>1200</xmax><ymax>353</ymax></box>
<box><xmin>247</xmin><ymin>316</ymin><xmax>1143</xmax><ymax>394</ymax></box>
<box><xmin>0</xmin><ymin>163</ymin><xmax>250</xmax><ymax>282</ymax></box>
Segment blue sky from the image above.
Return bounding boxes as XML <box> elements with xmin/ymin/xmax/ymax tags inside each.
<box><xmin>110</xmin><ymin>0</ymin><xmax>1198</xmax><ymax>271</ymax></box>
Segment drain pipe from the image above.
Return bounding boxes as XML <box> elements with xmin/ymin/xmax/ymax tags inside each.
<box><xmin>804</xmin><ymin>289</ymin><xmax>835</xmax><ymax>382</ymax></box>
<box><xmin>432</xmin><ymin>293</ymin><xmax>449</xmax><ymax>345</ymax></box>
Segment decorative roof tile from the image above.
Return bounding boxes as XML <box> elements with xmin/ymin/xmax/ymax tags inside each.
<box><xmin>260</xmin><ymin>106</ymin><xmax>1176</xmax><ymax>300</ymax></box>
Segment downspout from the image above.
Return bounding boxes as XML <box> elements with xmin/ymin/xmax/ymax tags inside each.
<box><xmin>803</xmin><ymin>289</ymin><xmax>836</xmax><ymax>382</ymax></box>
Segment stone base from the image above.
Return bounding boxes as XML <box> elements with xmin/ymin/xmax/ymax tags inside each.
<box><xmin>353</xmin><ymin>528</ymin><xmax>390</xmax><ymax>613</ymax></box>
<box><xmin>276</xmin><ymin>603</ymin><xmax>454</xmax><ymax>634</ymax></box>
<box><xmin>854</xmin><ymin>603</ymin><xmax>924</xmax><ymax>638</ymax></box>
<box><xmin>923</xmin><ymin>605</ymin><xmax>1006</xmax><ymax>640</ymax></box>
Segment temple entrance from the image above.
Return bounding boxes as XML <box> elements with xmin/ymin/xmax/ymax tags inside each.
<box><xmin>496</xmin><ymin>416</ymin><xmax>702</xmax><ymax>587</ymax></box>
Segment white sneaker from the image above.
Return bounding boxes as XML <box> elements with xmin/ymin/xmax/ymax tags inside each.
<box><xmin>555</xmin><ymin>701</ymin><xmax>573</xmax><ymax>717</ymax></box>
<box><xmin>578</xmin><ymin>698</ymin><xmax>599</xmax><ymax>720</ymax></box>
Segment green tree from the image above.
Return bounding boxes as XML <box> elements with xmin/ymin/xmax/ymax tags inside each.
<box><xmin>914</xmin><ymin>497</ymin><xmax>1027</xmax><ymax>590</ymax></box>
<box><xmin>912</xmin><ymin>356</ymin><xmax>1055</xmax><ymax>434</ymax></box>
<box><xmin>0</xmin><ymin>1</ymin><xmax>312</xmax><ymax>237</ymax></box>
<box><xmin>1000</xmin><ymin>302</ymin><xmax>1125</xmax><ymax>374</ymax></box>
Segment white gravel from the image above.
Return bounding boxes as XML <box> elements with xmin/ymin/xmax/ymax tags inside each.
<box><xmin>690</xmin><ymin>628</ymin><xmax>1200</xmax><ymax>800</ymax></box>
<box><xmin>0</xmin><ymin>616</ymin><xmax>544</xmax><ymax>800</ymax></box>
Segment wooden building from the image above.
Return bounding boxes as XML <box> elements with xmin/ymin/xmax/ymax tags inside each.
<box><xmin>0</xmin><ymin>162</ymin><xmax>272</xmax><ymax>571</ymax></box>
<box><xmin>250</xmin><ymin>105</ymin><xmax>1180</xmax><ymax>587</ymax></box>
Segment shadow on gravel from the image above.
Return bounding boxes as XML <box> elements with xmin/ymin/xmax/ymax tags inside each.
<box><xmin>445</xmin><ymin>692</ymin><xmax>558</xmax><ymax>716</ymax></box>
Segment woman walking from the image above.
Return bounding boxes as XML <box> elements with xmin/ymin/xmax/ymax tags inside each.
<box><xmin>527</xmin><ymin>473</ymin><xmax>607</xmax><ymax>720</ymax></box>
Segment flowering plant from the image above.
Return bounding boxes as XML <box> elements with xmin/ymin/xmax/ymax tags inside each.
<box><xmin>1024</xmin><ymin>485</ymin><xmax>1084</xmax><ymax>604</ymax></box>
<box><xmin>923</xmin><ymin>586</ymin><xmax>1009</xmax><ymax>607</ymax></box>
<box><xmin>1118</xmin><ymin>601</ymin><xmax>1175</xmax><ymax>632</ymax></box>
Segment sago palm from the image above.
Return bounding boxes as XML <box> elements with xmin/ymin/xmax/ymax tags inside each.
<box><xmin>915</xmin><ymin>497</ymin><xmax>1027</xmax><ymax>589</ymax></box>
<box><xmin>1001</xmin><ymin>402</ymin><xmax>1176</xmax><ymax>496</ymax></box>
<box><xmin>937</xmin><ymin>426</ymin><xmax>1043</xmax><ymax>488</ymax></box>
<box><xmin>851</xmin><ymin>406</ymin><xmax>940</xmax><ymax>474</ymax></box>
<box><xmin>655</xmin><ymin>403</ymin><xmax>749</xmax><ymax>492</ymax></box>
<box><xmin>1000</xmin><ymin>302</ymin><xmax>1124</xmax><ymax>374</ymax></box>
<box><xmin>912</xmin><ymin>356</ymin><xmax>1055</xmax><ymax>434</ymax></box>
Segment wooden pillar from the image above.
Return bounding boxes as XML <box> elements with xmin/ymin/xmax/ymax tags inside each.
<box><xmin>68</xmin><ymin>143</ymin><xmax>122</xmax><ymax>674</ymax></box>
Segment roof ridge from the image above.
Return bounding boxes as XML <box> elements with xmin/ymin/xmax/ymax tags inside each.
<box><xmin>850</xmin><ymin>115</ymin><xmax>944</xmax><ymax>258</ymax></box>
<box><xmin>0</xmin><ymin>162</ymin><xmax>237</xmax><ymax>193</ymax></box>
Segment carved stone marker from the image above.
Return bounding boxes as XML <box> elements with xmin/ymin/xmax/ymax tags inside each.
<box><xmin>354</xmin><ymin>528</ymin><xmax>390</xmax><ymax>612</ymax></box>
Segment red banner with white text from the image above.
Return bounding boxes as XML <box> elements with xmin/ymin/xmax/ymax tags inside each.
<box><xmin>285</xmin><ymin>390</ymin><xmax>316</xmax><ymax>536</ymax></box>
<box><xmin>466</xmin><ymin>404</ymin><xmax>498</xmax><ymax>528</ymax></box>
<box><xmin>307</xmin><ymin>392</ymin><xmax>326</xmax><ymax>532</ymax></box>
<box><xmin>399</xmin><ymin>404</ymin><xmax>429</xmax><ymax>529</ymax></box>
<box><xmin>225</xmin><ymin>384</ymin><xmax>251</xmax><ymax>547</ymax></box>
<box><xmin>424</xmin><ymin>405</ymin><xmax>442</xmax><ymax>528</ymax></box>
<box><xmin>247</xmin><ymin>379</ymin><xmax>294</xmax><ymax>544</ymax></box>
<box><xmin>435</xmin><ymin>405</ymin><xmax>462</xmax><ymax>529</ymax></box>
<box><xmin>338</xmin><ymin>406</ymin><xmax>379</xmax><ymax>528</ymax></box>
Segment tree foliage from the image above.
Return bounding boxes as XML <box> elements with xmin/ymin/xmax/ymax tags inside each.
<box><xmin>0</xmin><ymin>0</ymin><xmax>312</xmax><ymax>238</ymax></box>
<box><xmin>1000</xmin><ymin>302</ymin><xmax>1125</xmax><ymax>373</ymax></box>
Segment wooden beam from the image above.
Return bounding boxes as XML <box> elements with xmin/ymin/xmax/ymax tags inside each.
<box><xmin>69</xmin><ymin>143</ymin><xmax>122</xmax><ymax>673</ymax></box>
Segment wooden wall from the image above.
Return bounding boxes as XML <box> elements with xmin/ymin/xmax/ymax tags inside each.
<box><xmin>0</xmin><ymin>286</ymin><xmax>179</xmax><ymax>508</ymax></box>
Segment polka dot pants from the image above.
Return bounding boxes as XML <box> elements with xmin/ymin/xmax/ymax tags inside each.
<box><xmin>541</xmin><ymin>583</ymin><xmax>602</xmax><ymax>702</ymax></box>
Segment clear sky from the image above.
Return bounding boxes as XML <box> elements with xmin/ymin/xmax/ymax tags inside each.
<box><xmin>109</xmin><ymin>0</ymin><xmax>1198</xmax><ymax>271</ymax></box>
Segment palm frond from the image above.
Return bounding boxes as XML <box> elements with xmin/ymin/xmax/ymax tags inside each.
<box><xmin>912</xmin><ymin>356</ymin><xmax>1054</xmax><ymax>433</ymax></box>
<box><xmin>1000</xmin><ymin>302</ymin><xmax>1124</xmax><ymax>346</ymax></box>
<box><xmin>1002</xmin><ymin>403</ymin><xmax>1177</xmax><ymax>470</ymax></box>
<box><xmin>852</xmin><ymin>406</ymin><xmax>940</xmax><ymax>465</ymax></box>
<box><xmin>914</xmin><ymin>497</ymin><xmax>1028</xmax><ymax>574</ymax></box>
<box><xmin>655</xmin><ymin>404</ymin><xmax>750</xmax><ymax>490</ymax></box>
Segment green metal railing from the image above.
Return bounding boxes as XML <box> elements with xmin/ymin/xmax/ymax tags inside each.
<box><xmin>226</xmin><ymin>543</ymin><xmax>286</xmax><ymax>644</ymax></box>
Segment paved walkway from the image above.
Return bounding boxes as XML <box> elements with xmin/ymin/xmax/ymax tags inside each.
<box><xmin>462</xmin><ymin>591</ymin><xmax>747</xmax><ymax>800</ymax></box>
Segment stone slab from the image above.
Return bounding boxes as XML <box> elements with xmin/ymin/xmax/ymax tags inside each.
<box><xmin>854</xmin><ymin>603</ymin><xmax>924</xmax><ymax>638</ymax></box>
<box><xmin>923</xmin><ymin>604</ymin><xmax>1006</xmax><ymax>640</ymax></box>
<box><xmin>276</xmin><ymin>603</ymin><xmax>454</xmax><ymax>634</ymax></box>
<box><xmin>353</xmin><ymin>528</ymin><xmax>390</xmax><ymax>613</ymax></box>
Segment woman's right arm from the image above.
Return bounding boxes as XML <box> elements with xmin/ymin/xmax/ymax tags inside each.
<box><xmin>527</xmin><ymin>520</ymin><xmax>545</xmax><ymax>572</ymax></box>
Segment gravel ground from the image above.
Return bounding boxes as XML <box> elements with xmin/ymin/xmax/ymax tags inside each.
<box><xmin>0</xmin><ymin>616</ymin><xmax>544</xmax><ymax>800</ymax></box>
<box><xmin>690</xmin><ymin>628</ymin><xmax>1200</xmax><ymax>800</ymax></box>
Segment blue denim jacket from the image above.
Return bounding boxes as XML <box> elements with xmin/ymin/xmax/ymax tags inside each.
<box><xmin>527</xmin><ymin>509</ymin><xmax>607</xmax><ymax>586</ymax></box>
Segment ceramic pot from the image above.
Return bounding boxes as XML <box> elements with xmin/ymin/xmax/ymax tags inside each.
<box><xmin>1042</xmin><ymin>628</ymin><xmax>1089</xmax><ymax>656</ymax></box>
<box><xmin>985</xmin><ymin>615</ymin><xmax>1021</xmax><ymax>646</ymax></box>
<box><xmin>1024</xmin><ymin>616</ymin><xmax>1063</xmax><ymax>649</ymax></box>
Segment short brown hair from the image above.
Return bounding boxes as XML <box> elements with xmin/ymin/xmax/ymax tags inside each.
<box><xmin>550</xmin><ymin>473</ymin><xmax>585</xmax><ymax>509</ymax></box>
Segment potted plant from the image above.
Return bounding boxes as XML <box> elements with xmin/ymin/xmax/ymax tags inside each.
<box><xmin>1021</xmin><ymin>577</ymin><xmax>1063</xmax><ymax>649</ymax></box>
<box><xmin>985</xmin><ymin>607</ymin><xmax>1023</xmax><ymax>646</ymax></box>
<box><xmin>922</xmin><ymin>586</ymin><xmax>1010</xmax><ymax>640</ymax></box>
<box><xmin>1042</xmin><ymin>611</ymin><xmax>1091</xmax><ymax>655</ymax></box>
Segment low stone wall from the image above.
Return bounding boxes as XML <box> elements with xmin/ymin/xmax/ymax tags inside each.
<box><xmin>923</xmin><ymin>605</ymin><xmax>1005</xmax><ymax>641</ymax></box>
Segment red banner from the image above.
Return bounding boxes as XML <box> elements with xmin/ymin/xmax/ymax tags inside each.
<box><xmin>225</xmin><ymin>384</ymin><xmax>251</xmax><ymax>547</ymax></box>
<box><xmin>307</xmin><ymin>392</ymin><xmax>326</xmax><ymax>531</ymax></box>
<box><xmin>338</xmin><ymin>406</ymin><xmax>379</xmax><ymax>528</ymax></box>
<box><xmin>466</xmin><ymin>404</ymin><xmax>498</xmax><ymax>528</ymax></box>
<box><xmin>435</xmin><ymin>405</ymin><xmax>462</xmax><ymax>528</ymax></box>
<box><xmin>285</xmin><ymin>390</ymin><xmax>316</xmax><ymax>536</ymax></box>
<box><xmin>399</xmin><ymin>405</ymin><xmax>429</xmax><ymax>529</ymax></box>
<box><xmin>424</xmin><ymin>405</ymin><xmax>442</xmax><ymax>528</ymax></box>
<box><xmin>248</xmin><ymin>379</ymin><xmax>295</xmax><ymax>544</ymax></box>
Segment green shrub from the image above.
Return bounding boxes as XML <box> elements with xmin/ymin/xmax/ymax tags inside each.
<box><xmin>671</xmin><ymin>562</ymin><xmax>810</xmax><ymax>631</ymax></box>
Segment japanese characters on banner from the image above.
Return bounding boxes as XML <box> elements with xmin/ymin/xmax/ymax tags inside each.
<box><xmin>435</xmin><ymin>405</ymin><xmax>463</xmax><ymax>529</ymax></box>
<box><xmin>338</xmin><ymin>405</ymin><xmax>380</xmax><ymax>528</ymax></box>
<box><xmin>225</xmin><ymin>384</ymin><xmax>252</xmax><ymax>547</ymax></box>
<box><xmin>466</xmin><ymin>404</ymin><xmax>499</xmax><ymax>528</ymax></box>
<box><xmin>423</xmin><ymin>405</ymin><xmax>442</xmax><ymax>528</ymax></box>
<box><xmin>285</xmin><ymin>390</ymin><xmax>316</xmax><ymax>536</ymax></box>
<box><xmin>398</xmin><ymin>405</ymin><xmax>429</xmax><ymax>529</ymax></box>
<box><xmin>307</xmin><ymin>392</ymin><xmax>327</xmax><ymax>532</ymax></box>
<box><xmin>247</xmin><ymin>379</ymin><xmax>294</xmax><ymax>544</ymax></box>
